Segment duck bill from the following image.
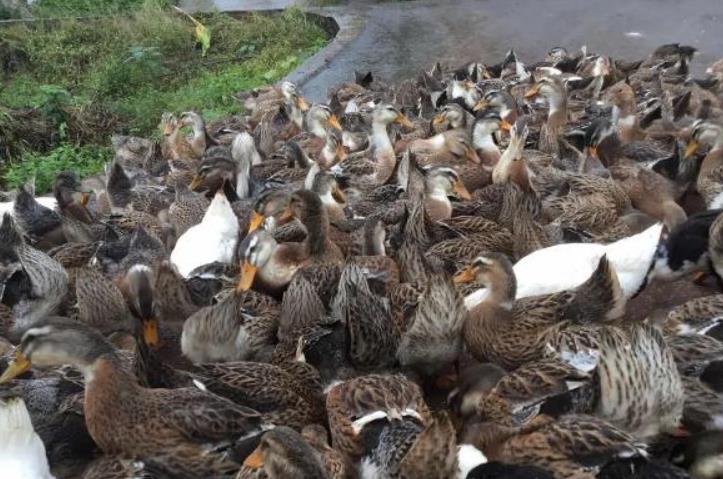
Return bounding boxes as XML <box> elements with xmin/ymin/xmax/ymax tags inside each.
<box><xmin>332</xmin><ymin>184</ymin><xmax>346</xmax><ymax>203</ymax></box>
<box><xmin>296</xmin><ymin>96</ymin><xmax>310</xmax><ymax>112</ymax></box>
<box><xmin>465</xmin><ymin>148</ymin><xmax>481</xmax><ymax>164</ymax></box>
<box><xmin>454</xmin><ymin>180</ymin><xmax>472</xmax><ymax>201</ymax></box>
<box><xmin>500</xmin><ymin>119</ymin><xmax>513</xmax><ymax>132</ymax></box>
<box><xmin>684</xmin><ymin>140</ymin><xmax>699</xmax><ymax>159</ymax></box>
<box><xmin>189</xmin><ymin>174</ymin><xmax>204</xmax><ymax>191</ymax></box>
<box><xmin>336</xmin><ymin>144</ymin><xmax>347</xmax><ymax>162</ymax></box>
<box><xmin>453</xmin><ymin>267</ymin><xmax>477</xmax><ymax>284</ymax></box>
<box><xmin>473</xmin><ymin>99</ymin><xmax>488</xmax><ymax>112</ymax></box>
<box><xmin>162</xmin><ymin>122</ymin><xmax>176</xmax><ymax>136</ymax></box>
<box><xmin>79</xmin><ymin>191</ymin><xmax>91</xmax><ymax>207</ymax></box>
<box><xmin>248</xmin><ymin>211</ymin><xmax>265</xmax><ymax>233</ymax></box>
<box><xmin>524</xmin><ymin>84</ymin><xmax>541</xmax><ymax>99</ymax></box>
<box><xmin>237</xmin><ymin>261</ymin><xmax>258</xmax><ymax>292</ymax></box>
<box><xmin>243</xmin><ymin>445</ymin><xmax>264</xmax><ymax>469</ymax></box>
<box><xmin>395</xmin><ymin>113</ymin><xmax>414</xmax><ymax>129</ymax></box>
<box><xmin>278</xmin><ymin>205</ymin><xmax>294</xmax><ymax>223</ymax></box>
<box><xmin>0</xmin><ymin>351</ymin><xmax>31</xmax><ymax>384</ymax></box>
<box><xmin>328</xmin><ymin>114</ymin><xmax>342</xmax><ymax>131</ymax></box>
<box><xmin>142</xmin><ymin>318</ymin><xmax>160</xmax><ymax>348</ymax></box>
<box><xmin>432</xmin><ymin>114</ymin><xmax>446</xmax><ymax>125</ymax></box>
<box><xmin>586</xmin><ymin>146</ymin><xmax>598</xmax><ymax>159</ymax></box>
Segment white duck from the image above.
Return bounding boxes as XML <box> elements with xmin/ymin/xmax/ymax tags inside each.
<box><xmin>464</xmin><ymin>223</ymin><xmax>663</xmax><ymax>309</ymax></box>
<box><xmin>0</xmin><ymin>396</ymin><xmax>55</xmax><ymax>479</ymax></box>
<box><xmin>170</xmin><ymin>190</ymin><xmax>239</xmax><ymax>278</ymax></box>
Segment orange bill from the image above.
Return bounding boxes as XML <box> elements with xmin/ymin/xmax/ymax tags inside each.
<box><xmin>143</xmin><ymin>318</ymin><xmax>160</xmax><ymax>348</ymax></box>
<box><xmin>395</xmin><ymin>113</ymin><xmax>415</xmax><ymax>129</ymax></box>
<box><xmin>248</xmin><ymin>211</ymin><xmax>265</xmax><ymax>233</ymax></box>
<box><xmin>500</xmin><ymin>119</ymin><xmax>514</xmax><ymax>131</ymax></box>
<box><xmin>243</xmin><ymin>445</ymin><xmax>264</xmax><ymax>469</ymax></box>
<box><xmin>328</xmin><ymin>114</ymin><xmax>342</xmax><ymax>131</ymax></box>
<box><xmin>473</xmin><ymin>99</ymin><xmax>488</xmax><ymax>112</ymax></box>
<box><xmin>332</xmin><ymin>185</ymin><xmax>346</xmax><ymax>203</ymax></box>
<box><xmin>189</xmin><ymin>174</ymin><xmax>204</xmax><ymax>191</ymax></box>
<box><xmin>297</xmin><ymin>96</ymin><xmax>310</xmax><ymax>112</ymax></box>
<box><xmin>432</xmin><ymin>113</ymin><xmax>446</xmax><ymax>125</ymax></box>
<box><xmin>454</xmin><ymin>180</ymin><xmax>472</xmax><ymax>201</ymax></box>
<box><xmin>524</xmin><ymin>84</ymin><xmax>541</xmax><ymax>99</ymax></box>
<box><xmin>236</xmin><ymin>261</ymin><xmax>258</xmax><ymax>292</ymax></box>
<box><xmin>453</xmin><ymin>267</ymin><xmax>477</xmax><ymax>284</ymax></box>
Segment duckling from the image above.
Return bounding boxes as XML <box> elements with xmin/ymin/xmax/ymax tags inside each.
<box><xmin>0</xmin><ymin>213</ymin><xmax>68</xmax><ymax>333</ymax></box>
<box><xmin>0</xmin><ymin>318</ymin><xmax>265</xmax><ymax>478</ymax></box>
<box><xmin>170</xmin><ymin>189</ymin><xmax>239</xmax><ymax>278</ymax></box>
<box><xmin>0</xmin><ymin>394</ymin><xmax>54</xmax><ymax>479</ymax></box>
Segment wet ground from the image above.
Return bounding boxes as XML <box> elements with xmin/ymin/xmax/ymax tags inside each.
<box><xmin>184</xmin><ymin>0</ymin><xmax>723</xmax><ymax>101</ymax></box>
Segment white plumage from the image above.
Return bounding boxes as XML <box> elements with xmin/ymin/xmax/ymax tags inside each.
<box><xmin>170</xmin><ymin>191</ymin><xmax>239</xmax><ymax>278</ymax></box>
<box><xmin>465</xmin><ymin>223</ymin><xmax>663</xmax><ymax>309</ymax></box>
<box><xmin>0</xmin><ymin>397</ymin><xmax>55</xmax><ymax>479</ymax></box>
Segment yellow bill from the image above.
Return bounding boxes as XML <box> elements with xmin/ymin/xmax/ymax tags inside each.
<box><xmin>473</xmin><ymin>99</ymin><xmax>488</xmax><ymax>112</ymax></box>
<box><xmin>684</xmin><ymin>140</ymin><xmax>699</xmax><ymax>159</ymax></box>
<box><xmin>0</xmin><ymin>351</ymin><xmax>31</xmax><ymax>384</ymax></box>
<box><xmin>189</xmin><ymin>174</ymin><xmax>204</xmax><ymax>191</ymax></box>
<box><xmin>500</xmin><ymin>119</ymin><xmax>514</xmax><ymax>131</ymax></box>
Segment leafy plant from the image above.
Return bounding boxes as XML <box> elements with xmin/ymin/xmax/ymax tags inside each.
<box><xmin>2</xmin><ymin>144</ymin><xmax>110</xmax><ymax>193</ymax></box>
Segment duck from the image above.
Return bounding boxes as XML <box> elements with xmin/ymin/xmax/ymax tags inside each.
<box><xmin>0</xmin><ymin>318</ymin><xmax>266</xmax><ymax>478</ymax></box>
<box><xmin>239</xmin><ymin>426</ymin><xmax>330</xmax><ymax>478</ymax></box>
<box><xmin>454</xmin><ymin>253</ymin><xmax>625</xmax><ymax>370</ymax></box>
<box><xmin>170</xmin><ymin>189</ymin><xmax>239</xmax><ymax>278</ymax></box>
<box><xmin>684</xmin><ymin>120</ymin><xmax>723</xmax><ymax>208</ymax></box>
<box><xmin>0</xmin><ymin>213</ymin><xmax>68</xmax><ymax>334</ymax></box>
<box><xmin>0</xmin><ymin>393</ymin><xmax>55</xmax><ymax>479</ymax></box>
<box><xmin>464</xmin><ymin>222</ymin><xmax>663</xmax><ymax>307</ymax></box>
<box><xmin>524</xmin><ymin>76</ymin><xmax>569</xmax><ymax>157</ymax></box>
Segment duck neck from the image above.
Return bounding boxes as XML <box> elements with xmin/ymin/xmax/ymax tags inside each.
<box><xmin>290</xmin><ymin>104</ymin><xmax>304</xmax><ymax>130</ymax></box>
<box><xmin>493</xmin><ymin>136</ymin><xmax>528</xmax><ymax>187</ymax></box>
<box><xmin>612</xmin><ymin>103</ymin><xmax>640</xmax><ymax>143</ymax></box>
<box><xmin>546</xmin><ymin>91</ymin><xmax>567</xmax><ymax>130</ymax></box>
<box><xmin>372</xmin><ymin>120</ymin><xmax>396</xmax><ymax>182</ymax></box>
<box><xmin>482</xmin><ymin>268</ymin><xmax>516</xmax><ymax>308</ymax></box>
<box><xmin>189</xmin><ymin>118</ymin><xmax>206</xmax><ymax>143</ymax></box>
<box><xmin>235</xmin><ymin>157</ymin><xmax>252</xmax><ymax>199</ymax></box>
<box><xmin>84</xmin><ymin>354</ymin><xmax>138</xmax><ymax>416</ymax></box>
<box><xmin>301</xmin><ymin>207</ymin><xmax>330</xmax><ymax>257</ymax></box>
<box><xmin>307</xmin><ymin>115</ymin><xmax>328</xmax><ymax>139</ymax></box>
<box><xmin>473</xmin><ymin>130</ymin><xmax>501</xmax><ymax>165</ymax></box>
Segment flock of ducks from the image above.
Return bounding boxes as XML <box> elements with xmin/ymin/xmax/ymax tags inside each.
<box><xmin>3</xmin><ymin>43</ymin><xmax>723</xmax><ymax>479</ymax></box>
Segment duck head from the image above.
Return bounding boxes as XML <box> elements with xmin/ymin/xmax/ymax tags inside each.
<box><xmin>433</xmin><ymin>103</ymin><xmax>468</xmax><ymax>130</ymax></box>
<box><xmin>306</xmin><ymin>104</ymin><xmax>342</xmax><ymax>138</ymax></box>
<box><xmin>685</xmin><ymin>120</ymin><xmax>723</xmax><ymax>159</ymax></box>
<box><xmin>247</xmin><ymin>190</ymin><xmax>293</xmax><ymax>234</ymax></box>
<box><xmin>319</xmin><ymin>127</ymin><xmax>346</xmax><ymax>167</ymax></box>
<box><xmin>473</xmin><ymin>91</ymin><xmax>516</xmax><ymax>129</ymax></box>
<box><xmin>120</xmin><ymin>264</ymin><xmax>159</xmax><ymax>348</ymax></box>
<box><xmin>425</xmin><ymin>166</ymin><xmax>471</xmax><ymax>201</ymax></box>
<box><xmin>280</xmin><ymin>81</ymin><xmax>309</xmax><ymax>112</ymax></box>
<box><xmin>0</xmin><ymin>318</ymin><xmax>116</xmax><ymax>383</ymax></box>
<box><xmin>524</xmin><ymin>76</ymin><xmax>565</xmax><ymax>105</ymax></box>
<box><xmin>454</xmin><ymin>253</ymin><xmax>517</xmax><ymax>305</ymax></box>
<box><xmin>243</xmin><ymin>426</ymin><xmax>327</xmax><ymax>478</ymax></box>
<box><xmin>159</xmin><ymin>112</ymin><xmax>178</xmax><ymax>137</ymax></box>
<box><xmin>236</xmin><ymin>228</ymin><xmax>276</xmax><ymax>292</ymax></box>
<box><xmin>373</xmin><ymin>103</ymin><xmax>414</xmax><ymax>130</ymax></box>
<box><xmin>190</xmin><ymin>148</ymin><xmax>237</xmax><ymax>194</ymax></box>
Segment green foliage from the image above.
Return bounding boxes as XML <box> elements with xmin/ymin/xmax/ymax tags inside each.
<box><xmin>3</xmin><ymin>144</ymin><xmax>110</xmax><ymax>193</ymax></box>
<box><xmin>0</xmin><ymin>6</ymin><xmax>328</xmax><ymax>186</ymax></box>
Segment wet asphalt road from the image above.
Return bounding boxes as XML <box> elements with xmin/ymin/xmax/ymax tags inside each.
<box><xmin>301</xmin><ymin>0</ymin><xmax>723</xmax><ymax>100</ymax></box>
<box><xmin>187</xmin><ymin>0</ymin><xmax>723</xmax><ymax>101</ymax></box>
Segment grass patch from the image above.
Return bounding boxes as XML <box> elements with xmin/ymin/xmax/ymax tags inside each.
<box><xmin>2</xmin><ymin>144</ymin><xmax>110</xmax><ymax>193</ymax></box>
<box><xmin>0</xmin><ymin>0</ymin><xmax>329</xmax><ymax>191</ymax></box>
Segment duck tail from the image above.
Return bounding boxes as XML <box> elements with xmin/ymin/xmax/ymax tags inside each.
<box><xmin>567</xmin><ymin>255</ymin><xmax>626</xmax><ymax>323</ymax></box>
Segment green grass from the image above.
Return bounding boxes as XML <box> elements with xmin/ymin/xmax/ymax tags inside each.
<box><xmin>31</xmin><ymin>0</ymin><xmax>160</xmax><ymax>18</ymax></box>
<box><xmin>2</xmin><ymin>144</ymin><xmax>111</xmax><ymax>193</ymax></box>
<box><xmin>0</xmin><ymin>0</ymin><xmax>329</xmax><ymax>191</ymax></box>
